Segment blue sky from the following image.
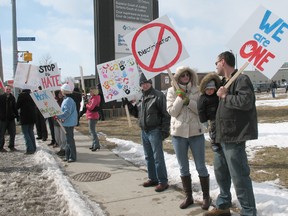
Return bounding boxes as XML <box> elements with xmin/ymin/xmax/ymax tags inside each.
<box><xmin>0</xmin><ymin>0</ymin><xmax>287</xmax><ymax>81</ymax></box>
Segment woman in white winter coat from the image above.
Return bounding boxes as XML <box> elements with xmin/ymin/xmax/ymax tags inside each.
<box><xmin>166</xmin><ymin>66</ymin><xmax>211</xmax><ymax>210</ymax></box>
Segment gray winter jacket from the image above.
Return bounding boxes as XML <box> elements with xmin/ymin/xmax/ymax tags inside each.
<box><xmin>216</xmin><ymin>71</ymin><xmax>258</xmax><ymax>143</ymax></box>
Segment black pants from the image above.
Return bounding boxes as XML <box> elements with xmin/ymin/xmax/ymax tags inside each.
<box><xmin>0</xmin><ymin>120</ymin><xmax>16</xmax><ymax>149</ymax></box>
<box><xmin>35</xmin><ymin>110</ymin><xmax>47</xmax><ymax>139</ymax></box>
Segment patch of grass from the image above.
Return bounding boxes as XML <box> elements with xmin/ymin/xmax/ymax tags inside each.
<box><xmin>257</xmin><ymin>106</ymin><xmax>288</xmax><ymax>123</ymax></box>
<box><xmin>78</xmin><ymin>104</ymin><xmax>288</xmax><ymax>188</ymax></box>
<box><xmin>250</xmin><ymin>147</ymin><xmax>288</xmax><ymax>187</ymax></box>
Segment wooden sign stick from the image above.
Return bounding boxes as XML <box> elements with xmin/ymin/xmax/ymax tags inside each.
<box><xmin>167</xmin><ymin>68</ymin><xmax>180</xmax><ymax>90</ymax></box>
<box><xmin>224</xmin><ymin>62</ymin><xmax>250</xmax><ymax>88</ymax></box>
<box><xmin>25</xmin><ymin>64</ymin><xmax>32</xmax><ymax>84</ymax></box>
<box><xmin>124</xmin><ymin>104</ymin><xmax>132</xmax><ymax>127</ymax></box>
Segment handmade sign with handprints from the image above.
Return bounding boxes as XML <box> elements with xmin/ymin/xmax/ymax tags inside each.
<box><xmin>97</xmin><ymin>55</ymin><xmax>141</xmax><ymax>103</ymax></box>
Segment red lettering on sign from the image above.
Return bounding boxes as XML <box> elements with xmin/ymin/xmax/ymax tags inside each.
<box><xmin>41</xmin><ymin>75</ymin><xmax>61</xmax><ymax>89</ymax></box>
<box><xmin>131</xmin><ymin>22</ymin><xmax>182</xmax><ymax>72</ymax></box>
<box><xmin>239</xmin><ymin>40</ymin><xmax>275</xmax><ymax>71</ymax></box>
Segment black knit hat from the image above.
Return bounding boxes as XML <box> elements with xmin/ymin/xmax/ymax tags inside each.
<box><xmin>139</xmin><ymin>73</ymin><xmax>152</xmax><ymax>86</ymax></box>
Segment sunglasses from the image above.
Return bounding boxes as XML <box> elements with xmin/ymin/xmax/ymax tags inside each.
<box><xmin>180</xmin><ymin>72</ymin><xmax>190</xmax><ymax>78</ymax></box>
<box><xmin>215</xmin><ymin>59</ymin><xmax>223</xmax><ymax>66</ymax></box>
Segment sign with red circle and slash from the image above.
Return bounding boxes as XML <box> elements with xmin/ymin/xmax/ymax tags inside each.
<box><xmin>124</xmin><ymin>15</ymin><xmax>189</xmax><ymax>80</ymax></box>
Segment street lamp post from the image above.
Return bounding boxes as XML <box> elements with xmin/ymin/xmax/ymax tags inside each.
<box><xmin>12</xmin><ymin>0</ymin><xmax>19</xmax><ymax>98</ymax></box>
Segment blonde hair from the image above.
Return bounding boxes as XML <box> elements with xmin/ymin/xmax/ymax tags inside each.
<box><xmin>90</xmin><ymin>87</ymin><xmax>99</xmax><ymax>96</ymax></box>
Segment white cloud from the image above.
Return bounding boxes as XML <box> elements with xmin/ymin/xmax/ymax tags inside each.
<box><xmin>35</xmin><ymin>0</ymin><xmax>93</xmax><ymax>17</ymax></box>
<box><xmin>0</xmin><ymin>0</ymin><xmax>10</xmax><ymax>7</ymax></box>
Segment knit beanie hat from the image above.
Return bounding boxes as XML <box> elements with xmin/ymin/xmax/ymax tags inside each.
<box><xmin>205</xmin><ymin>80</ymin><xmax>216</xmax><ymax>89</ymax></box>
<box><xmin>61</xmin><ymin>83</ymin><xmax>72</xmax><ymax>93</ymax></box>
<box><xmin>139</xmin><ymin>73</ymin><xmax>152</xmax><ymax>86</ymax></box>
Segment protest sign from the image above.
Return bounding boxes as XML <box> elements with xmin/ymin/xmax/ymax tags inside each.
<box><xmin>30</xmin><ymin>90</ymin><xmax>62</xmax><ymax>118</ymax></box>
<box><xmin>97</xmin><ymin>55</ymin><xmax>141</xmax><ymax>103</ymax></box>
<box><xmin>14</xmin><ymin>63</ymin><xmax>40</xmax><ymax>90</ymax></box>
<box><xmin>38</xmin><ymin>63</ymin><xmax>62</xmax><ymax>90</ymax></box>
<box><xmin>124</xmin><ymin>15</ymin><xmax>189</xmax><ymax>80</ymax></box>
<box><xmin>227</xmin><ymin>6</ymin><xmax>288</xmax><ymax>79</ymax></box>
<box><xmin>0</xmin><ymin>77</ymin><xmax>4</xmax><ymax>90</ymax></box>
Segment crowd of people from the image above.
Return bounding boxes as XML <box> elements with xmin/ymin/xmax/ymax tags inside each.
<box><xmin>0</xmin><ymin>51</ymin><xmax>258</xmax><ymax>216</ymax></box>
<box><xmin>0</xmin><ymin>83</ymin><xmax>103</xmax><ymax>162</ymax></box>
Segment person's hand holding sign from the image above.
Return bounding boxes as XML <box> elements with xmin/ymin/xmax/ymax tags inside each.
<box><xmin>217</xmin><ymin>86</ymin><xmax>228</xmax><ymax>99</ymax></box>
<box><xmin>176</xmin><ymin>89</ymin><xmax>186</xmax><ymax>99</ymax></box>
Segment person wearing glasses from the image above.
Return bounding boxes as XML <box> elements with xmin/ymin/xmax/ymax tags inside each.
<box><xmin>0</xmin><ymin>86</ymin><xmax>19</xmax><ymax>152</ymax></box>
<box><xmin>204</xmin><ymin>51</ymin><xmax>257</xmax><ymax>216</ymax></box>
<box><xmin>166</xmin><ymin>66</ymin><xmax>211</xmax><ymax>210</ymax></box>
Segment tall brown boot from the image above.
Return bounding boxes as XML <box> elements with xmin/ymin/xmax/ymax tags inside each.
<box><xmin>180</xmin><ymin>175</ymin><xmax>194</xmax><ymax>209</ymax></box>
<box><xmin>199</xmin><ymin>175</ymin><xmax>212</xmax><ymax>210</ymax></box>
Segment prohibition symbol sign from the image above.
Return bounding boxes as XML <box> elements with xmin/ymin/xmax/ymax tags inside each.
<box><xmin>131</xmin><ymin>23</ymin><xmax>183</xmax><ymax>72</ymax></box>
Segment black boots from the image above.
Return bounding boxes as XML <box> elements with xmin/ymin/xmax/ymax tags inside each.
<box><xmin>180</xmin><ymin>175</ymin><xmax>194</xmax><ymax>209</ymax></box>
<box><xmin>199</xmin><ymin>175</ymin><xmax>212</xmax><ymax>210</ymax></box>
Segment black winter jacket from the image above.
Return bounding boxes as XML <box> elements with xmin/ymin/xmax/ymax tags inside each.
<box><xmin>16</xmin><ymin>90</ymin><xmax>37</xmax><ymax>125</ymax></box>
<box><xmin>197</xmin><ymin>72</ymin><xmax>221</xmax><ymax>123</ymax></box>
<box><xmin>0</xmin><ymin>93</ymin><xmax>18</xmax><ymax>121</ymax></box>
<box><xmin>130</xmin><ymin>87</ymin><xmax>170</xmax><ymax>133</ymax></box>
<box><xmin>197</xmin><ymin>93</ymin><xmax>219</xmax><ymax>123</ymax></box>
<box><xmin>216</xmin><ymin>72</ymin><xmax>258</xmax><ymax>143</ymax></box>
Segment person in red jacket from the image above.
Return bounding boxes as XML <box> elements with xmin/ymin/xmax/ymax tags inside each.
<box><xmin>85</xmin><ymin>87</ymin><xmax>101</xmax><ymax>151</ymax></box>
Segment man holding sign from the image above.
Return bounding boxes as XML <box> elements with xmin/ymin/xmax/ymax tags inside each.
<box><xmin>123</xmin><ymin>73</ymin><xmax>171</xmax><ymax>192</ymax></box>
<box><xmin>204</xmin><ymin>51</ymin><xmax>257</xmax><ymax>216</ymax></box>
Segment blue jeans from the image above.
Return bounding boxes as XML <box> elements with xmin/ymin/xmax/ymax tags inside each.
<box><xmin>141</xmin><ymin>128</ymin><xmax>168</xmax><ymax>184</ymax></box>
<box><xmin>65</xmin><ymin>127</ymin><xmax>76</xmax><ymax>161</ymax></box>
<box><xmin>0</xmin><ymin>120</ymin><xmax>16</xmax><ymax>149</ymax></box>
<box><xmin>271</xmin><ymin>88</ymin><xmax>275</xmax><ymax>98</ymax></box>
<box><xmin>172</xmin><ymin>134</ymin><xmax>208</xmax><ymax>177</ymax></box>
<box><xmin>88</xmin><ymin>119</ymin><xmax>100</xmax><ymax>149</ymax></box>
<box><xmin>214</xmin><ymin>142</ymin><xmax>257</xmax><ymax>216</ymax></box>
<box><xmin>21</xmin><ymin>124</ymin><xmax>36</xmax><ymax>153</ymax></box>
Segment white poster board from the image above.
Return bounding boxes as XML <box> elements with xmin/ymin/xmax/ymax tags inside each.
<box><xmin>38</xmin><ymin>63</ymin><xmax>62</xmax><ymax>90</ymax></box>
<box><xmin>14</xmin><ymin>63</ymin><xmax>40</xmax><ymax>90</ymax></box>
<box><xmin>14</xmin><ymin>62</ymin><xmax>62</xmax><ymax>91</ymax></box>
<box><xmin>124</xmin><ymin>15</ymin><xmax>189</xmax><ymax>80</ymax></box>
<box><xmin>30</xmin><ymin>90</ymin><xmax>62</xmax><ymax>118</ymax></box>
<box><xmin>97</xmin><ymin>55</ymin><xmax>141</xmax><ymax>102</ymax></box>
<box><xmin>227</xmin><ymin>6</ymin><xmax>288</xmax><ymax>79</ymax></box>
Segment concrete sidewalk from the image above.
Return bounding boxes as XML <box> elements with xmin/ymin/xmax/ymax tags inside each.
<box><xmin>58</xmin><ymin>130</ymin><xmax>238</xmax><ymax>216</ymax></box>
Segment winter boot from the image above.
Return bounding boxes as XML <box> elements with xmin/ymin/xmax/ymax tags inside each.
<box><xmin>199</xmin><ymin>175</ymin><xmax>212</xmax><ymax>210</ymax></box>
<box><xmin>180</xmin><ymin>175</ymin><xmax>194</xmax><ymax>209</ymax></box>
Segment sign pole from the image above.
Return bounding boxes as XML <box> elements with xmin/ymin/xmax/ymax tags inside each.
<box><xmin>124</xmin><ymin>105</ymin><xmax>132</xmax><ymax>127</ymax></box>
<box><xmin>167</xmin><ymin>68</ymin><xmax>179</xmax><ymax>89</ymax></box>
<box><xmin>224</xmin><ymin>61</ymin><xmax>250</xmax><ymax>88</ymax></box>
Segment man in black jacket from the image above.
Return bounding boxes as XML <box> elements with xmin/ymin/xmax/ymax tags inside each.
<box><xmin>0</xmin><ymin>86</ymin><xmax>19</xmax><ymax>152</ymax></box>
<box><xmin>123</xmin><ymin>73</ymin><xmax>171</xmax><ymax>192</ymax></box>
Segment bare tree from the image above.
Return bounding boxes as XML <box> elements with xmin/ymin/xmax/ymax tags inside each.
<box><xmin>39</xmin><ymin>53</ymin><xmax>53</xmax><ymax>65</ymax></box>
